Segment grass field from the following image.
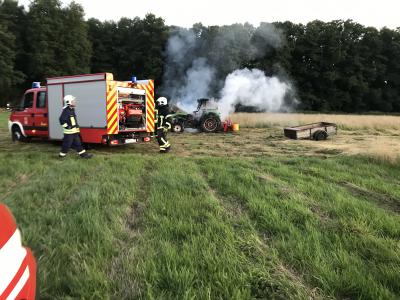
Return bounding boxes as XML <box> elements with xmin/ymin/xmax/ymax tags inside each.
<box><xmin>231</xmin><ymin>112</ymin><xmax>400</xmax><ymax>130</ymax></box>
<box><xmin>1</xmin><ymin>111</ymin><xmax>400</xmax><ymax>299</ymax></box>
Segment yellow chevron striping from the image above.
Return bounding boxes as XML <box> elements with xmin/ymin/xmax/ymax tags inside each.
<box><xmin>107</xmin><ymin>95</ymin><xmax>116</xmax><ymax>106</ymax></box>
<box><xmin>107</xmin><ymin>90</ymin><xmax>117</xmax><ymax>106</ymax></box>
<box><xmin>107</xmin><ymin>110</ymin><xmax>117</xmax><ymax>126</ymax></box>
<box><xmin>147</xmin><ymin>124</ymin><xmax>154</xmax><ymax>132</ymax></box>
<box><xmin>107</xmin><ymin>104</ymin><xmax>117</xmax><ymax>119</ymax></box>
<box><xmin>109</xmin><ymin>121</ymin><xmax>118</xmax><ymax>134</ymax></box>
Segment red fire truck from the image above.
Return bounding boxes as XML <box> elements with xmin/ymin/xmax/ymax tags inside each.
<box><xmin>8</xmin><ymin>73</ymin><xmax>155</xmax><ymax>145</ymax></box>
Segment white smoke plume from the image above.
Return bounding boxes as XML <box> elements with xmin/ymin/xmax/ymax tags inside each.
<box><xmin>161</xmin><ymin>23</ymin><xmax>298</xmax><ymax>116</ymax></box>
<box><xmin>176</xmin><ymin>58</ymin><xmax>215</xmax><ymax>112</ymax></box>
<box><xmin>161</xmin><ymin>28</ymin><xmax>216</xmax><ymax>112</ymax></box>
<box><xmin>219</xmin><ymin>68</ymin><xmax>293</xmax><ymax>119</ymax></box>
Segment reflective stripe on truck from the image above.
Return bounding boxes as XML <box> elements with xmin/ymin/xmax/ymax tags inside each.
<box><xmin>106</xmin><ymin>82</ymin><xmax>118</xmax><ymax>135</ymax></box>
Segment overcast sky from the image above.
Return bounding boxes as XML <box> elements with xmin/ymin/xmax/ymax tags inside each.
<box><xmin>18</xmin><ymin>0</ymin><xmax>399</xmax><ymax>29</ymax></box>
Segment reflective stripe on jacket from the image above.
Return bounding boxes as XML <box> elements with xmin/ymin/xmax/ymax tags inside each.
<box><xmin>0</xmin><ymin>204</ymin><xmax>36</xmax><ymax>300</ymax></box>
<box><xmin>59</xmin><ymin>106</ymin><xmax>80</xmax><ymax>134</ymax></box>
<box><xmin>155</xmin><ymin>106</ymin><xmax>172</xmax><ymax>130</ymax></box>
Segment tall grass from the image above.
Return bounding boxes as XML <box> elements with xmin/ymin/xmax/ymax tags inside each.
<box><xmin>230</xmin><ymin>113</ymin><xmax>400</xmax><ymax>130</ymax></box>
<box><xmin>198</xmin><ymin>156</ymin><xmax>400</xmax><ymax>299</ymax></box>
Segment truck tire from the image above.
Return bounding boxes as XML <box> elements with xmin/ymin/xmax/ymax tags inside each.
<box><xmin>11</xmin><ymin>125</ymin><xmax>25</xmax><ymax>142</ymax></box>
<box><xmin>200</xmin><ymin>115</ymin><xmax>220</xmax><ymax>133</ymax></box>
<box><xmin>313</xmin><ymin>130</ymin><xmax>328</xmax><ymax>141</ymax></box>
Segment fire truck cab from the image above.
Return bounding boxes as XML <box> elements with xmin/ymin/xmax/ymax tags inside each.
<box><xmin>8</xmin><ymin>85</ymin><xmax>48</xmax><ymax>141</ymax></box>
<box><xmin>9</xmin><ymin>73</ymin><xmax>156</xmax><ymax>145</ymax></box>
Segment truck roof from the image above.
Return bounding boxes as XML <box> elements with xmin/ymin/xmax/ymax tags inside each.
<box><xmin>25</xmin><ymin>87</ymin><xmax>47</xmax><ymax>93</ymax></box>
<box><xmin>46</xmin><ymin>72</ymin><xmax>108</xmax><ymax>80</ymax></box>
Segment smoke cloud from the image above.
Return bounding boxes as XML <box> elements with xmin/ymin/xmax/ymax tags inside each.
<box><xmin>161</xmin><ymin>28</ymin><xmax>216</xmax><ymax>112</ymax></box>
<box><xmin>176</xmin><ymin>58</ymin><xmax>216</xmax><ymax>112</ymax></box>
<box><xmin>218</xmin><ymin>68</ymin><xmax>292</xmax><ymax>119</ymax></box>
<box><xmin>161</xmin><ymin>23</ymin><xmax>297</xmax><ymax>117</ymax></box>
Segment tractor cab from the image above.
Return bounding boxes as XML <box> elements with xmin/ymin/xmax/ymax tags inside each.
<box><xmin>194</xmin><ymin>98</ymin><xmax>219</xmax><ymax>114</ymax></box>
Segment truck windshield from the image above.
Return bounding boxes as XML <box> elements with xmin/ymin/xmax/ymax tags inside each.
<box><xmin>21</xmin><ymin>92</ymin><xmax>34</xmax><ymax>109</ymax></box>
<box><xmin>37</xmin><ymin>91</ymin><xmax>46</xmax><ymax>108</ymax></box>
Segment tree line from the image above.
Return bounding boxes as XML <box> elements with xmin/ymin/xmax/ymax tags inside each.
<box><xmin>1</xmin><ymin>0</ymin><xmax>399</xmax><ymax>112</ymax></box>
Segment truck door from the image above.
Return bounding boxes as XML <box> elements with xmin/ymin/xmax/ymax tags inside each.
<box><xmin>17</xmin><ymin>91</ymin><xmax>35</xmax><ymax>136</ymax></box>
<box><xmin>33</xmin><ymin>90</ymin><xmax>48</xmax><ymax>137</ymax></box>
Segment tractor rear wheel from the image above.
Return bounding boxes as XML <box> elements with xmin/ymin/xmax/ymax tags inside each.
<box><xmin>200</xmin><ymin>115</ymin><xmax>220</xmax><ymax>133</ymax></box>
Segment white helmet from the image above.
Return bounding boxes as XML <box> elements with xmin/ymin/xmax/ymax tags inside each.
<box><xmin>64</xmin><ymin>95</ymin><xmax>76</xmax><ymax>106</ymax></box>
<box><xmin>156</xmin><ymin>97</ymin><xmax>168</xmax><ymax>106</ymax></box>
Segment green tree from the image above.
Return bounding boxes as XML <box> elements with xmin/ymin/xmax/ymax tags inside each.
<box><xmin>0</xmin><ymin>0</ymin><xmax>25</xmax><ymax>105</ymax></box>
<box><xmin>87</xmin><ymin>18</ymin><xmax>118</xmax><ymax>75</ymax></box>
<box><xmin>59</xmin><ymin>1</ymin><xmax>91</xmax><ymax>74</ymax></box>
<box><xmin>26</xmin><ymin>0</ymin><xmax>91</xmax><ymax>82</ymax></box>
<box><xmin>135</xmin><ymin>14</ymin><xmax>169</xmax><ymax>83</ymax></box>
<box><xmin>113</xmin><ymin>14</ymin><xmax>168</xmax><ymax>81</ymax></box>
<box><xmin>88</xmin><ymin>14</ymin><xmax>167</xmax><ymax>82</ymax></box>
<box><xmin>0</xmin><ymin>25</ymin><xmax>24</xmax><ymax>96</ymax></box>
<box><xmin>0</xmin><ymin>0</ymin><xmax>28</xmax><ymax>76</ymax></box>
<box><xmin>379</xmin><ymin>28</ymin><xmax>400</xmax><ymax>111</ymax></box>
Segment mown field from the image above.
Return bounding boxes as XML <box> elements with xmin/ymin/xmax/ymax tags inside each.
<box><xmin>231</xmin><ymin>112</ymin><xmax>400</xmax><ymax>130</ymax></box>
<box><xmin>1</xmin><ymin>111</ymin><xmax>400</xmax><ymax>300</ymax></box>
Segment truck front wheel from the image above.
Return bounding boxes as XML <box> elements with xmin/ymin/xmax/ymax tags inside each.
<box><xmin>11</xmin><ymin>125</ymin><xmax>25</xmax><ymax>142</ymax></box>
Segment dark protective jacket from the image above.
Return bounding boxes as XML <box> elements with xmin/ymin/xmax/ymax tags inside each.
<box><xmin>59</xmin><ymin>106</ymin><xmax>80</xmax><ymax>134</ymax></box>
<box><xmin>155</xmin><ymin>105</ymin><xmax>172</xmax><ymax>130</ymax></box>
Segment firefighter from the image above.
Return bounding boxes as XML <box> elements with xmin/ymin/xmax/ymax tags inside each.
<box><xmin>155</xmin><ymin>97</ymin><xmax>172</xmax><ymax>153</ymax></box>
<box><xmin>59</xmin><ymin>95</ymin><xmax>92</xmax><ymax>159</ymax></box>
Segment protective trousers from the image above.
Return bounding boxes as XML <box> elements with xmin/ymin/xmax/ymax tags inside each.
<box><xmin>60</xmin><ymin>133</ymin><xmax>86</xmax><ymax>157</ymax></box>
<box><xmin>156</xmin><ymin>128</ymin><xmax>171</xmax><ymax>152</ymax></box>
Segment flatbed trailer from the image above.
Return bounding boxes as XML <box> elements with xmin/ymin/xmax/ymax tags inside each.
<box><xmin>284</xmin><ymin>122</ymin><xmax>337</xmax><ymax>140</ymax></box>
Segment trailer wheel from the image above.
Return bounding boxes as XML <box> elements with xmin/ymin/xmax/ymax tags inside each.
<box><xmin>11</xmin><ymin>125</ymin><xmax>25</xmax><ymax>142</ymax></box>
<box><xmin>313</xmin><ymin>130</ymin><xmax>328</xmax><ymax>141</ymax></box>
<box><xmin>200</xmin><ymin>115</ymin><xmax>220</xmax><ymax>133</ymax></box>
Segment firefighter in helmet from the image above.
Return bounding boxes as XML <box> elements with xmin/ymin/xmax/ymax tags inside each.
<box><xmin>155</xmin><ymin>97</ymin><xmax>172</xmax><ymax>153</ymax></box>
<box><xmin>59</xmin><ymin>95</ymin><xmax>92</xmax><ymax>159</ymax></box>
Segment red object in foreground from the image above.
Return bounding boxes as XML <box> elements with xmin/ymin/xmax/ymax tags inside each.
<box><xmin>0</xmin><ymin>204</ymin><xmax>36</xmax><ymax>300</ymax></box>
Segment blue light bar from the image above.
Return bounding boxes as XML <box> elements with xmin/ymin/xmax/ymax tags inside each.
<box><xmin>32</xmin><ymin>82</ymin><xmax>41</xmax><ymax>88</ymax></box>
<box><xmin>131</xmin><ymin>76</ymin><xmax>137</xmax><ymax>83</ymax></box>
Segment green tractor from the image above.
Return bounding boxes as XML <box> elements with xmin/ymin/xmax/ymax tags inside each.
<box><xmin>170</xmin><ymin>98</ymin><xmax>222</xmax><ymax>133</ymax></box>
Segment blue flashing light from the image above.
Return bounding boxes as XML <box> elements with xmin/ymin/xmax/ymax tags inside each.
<box><xmin>131</xmin><ymin>76</ymin><xmax>137</xmax><ymax>83</ymax></box>
<box><xmin>32</xmin><ymin>82</ymin><xmax>41</xmax><ymax>89</ymax></box>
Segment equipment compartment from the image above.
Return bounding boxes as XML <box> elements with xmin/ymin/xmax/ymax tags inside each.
<box><xmin>117</xmin><ymin>87</ymin><xmax>146</xmax><ymax>131</ymax></box>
